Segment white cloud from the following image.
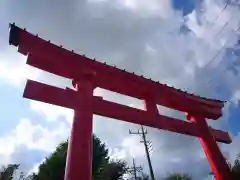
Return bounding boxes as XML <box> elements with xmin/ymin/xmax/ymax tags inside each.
<box><xmin>119</xmin><ymin>0</ymin><xmax>173</xmax><ymax>17</ymax></box>
<box><xmin>0</xmin><ymin>0</ymin><xmax>240</xmax><ymax>179</ymax></box>
<box><xmin>30</xmin><ymin>101</ymin><xmax>73</xmax><ymax>124</ymax></box>
<box><xmin>27</xmin><ymin>158</ymin><xmax>45</xmax><ymax>175</ymax></box>
<box><xmin>231</xmin><ymin>90</ymin><xmax>240</xmax><ymax>106</ymax></box>
<box><xmin>187</xmin><ymin>0</ymin><xmax>239</xmax><ymax>44</ymax></box>
<box><xmin>0</xmin><ymin>51</ymin><xmax>41</xmax><ymax>87</ymax></box>
<box><xmin>87</xmin><ymin>0</ymin><xmax>173</xmax><ymax>18</ymax></box>
<box><xmin>223</xmin><ymin>132</ymin><xmax>240</xmax><ymax>164</ymax></box>
<box><xmin>121</xmin><ymin>136</ymin><xmax>145</xmax><ymax>158</ymax></box>
<box><xmin>15</xmin><ymin>118</ymin><xmax>69</xmax><ymax>151</ymax></box>
<box><xmin>0</xmin><ymin>118</ymin><xmax>69</xmax><ymax>166</ymax></box>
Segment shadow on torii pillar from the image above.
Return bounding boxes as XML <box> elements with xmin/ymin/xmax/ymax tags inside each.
<box><xmin>8</xmin><ymin>23</ymin><xmax>234</xmax><ymax>180</ymax></box>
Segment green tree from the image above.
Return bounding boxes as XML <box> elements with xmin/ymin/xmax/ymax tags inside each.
<box><xmin>97</xmin><ymin>160</ymin><xmax>128</xmax><ymax>180</ymax></box>
<box><xmin>0</xmin><ymin>164</ymin><xmax>33</xmax><ymax>180</ymax></box>
<box><xmin>230</xmin><ymin>154</ymin><xmax>240</xmax><ymax>180</ymax></box>
<box><xmin>209</xmin><ymin>154</ymin><xmax>240</xmax><ymax>180</ymax></box>
<box><xmin>163</xmin><ymin>172</ymin><xmax>192</xmax><ymax>180</ymax></box>
<box><xmin>0</xmin><ymin>164</ymin><xmax>19</xmax><ymax>180</ymax></box>
<box><xmin>31</xmin><ymin>134</ymin><xmax>127</xmax><ymax>180</ymax></box>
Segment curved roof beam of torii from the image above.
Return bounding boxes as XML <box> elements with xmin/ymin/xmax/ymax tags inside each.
<box><xmin>9</xmin><ymin>23</ymin><xmax>225</xmax><ymax>120</ymax></box>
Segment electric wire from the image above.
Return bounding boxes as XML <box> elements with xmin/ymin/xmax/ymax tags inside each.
<box><xmin>214</xmin><ymin>1</ymin><xmax>230</xmax><ymax>22</ymax></box>
<box><xmin>170</xmin><ymin>1</ymin><xmax>232</xmax><ymax>93</ymax></box>
<box><xmin>201</xmin><ymin>26</ymin><xmax>240</xmax><ymax>93</ymax></box>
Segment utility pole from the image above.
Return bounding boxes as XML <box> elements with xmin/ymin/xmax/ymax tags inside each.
<box><xmin>129</xmin><ymin>125</ymin><xmax>155</xmax><ymax>180</ymax></box>
<box><xmin>128</xmin><ymin>158</ymin><xmax>143</xmax><ymax>180</ymax></box>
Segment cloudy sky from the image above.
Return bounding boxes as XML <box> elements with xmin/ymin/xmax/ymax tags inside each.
<box><xmin>0</xmin><ymin>0</ymin><xmax>240</xmax><ymax>179</ymax></box>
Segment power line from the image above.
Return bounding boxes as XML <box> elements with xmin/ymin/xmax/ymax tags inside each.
<box><xmin>195</xmin><ymin>23</ymin><xmax>239</xmax><ymax>96</ymax></box>
<box><xmin>158</xmin><ymin>1</ymin><xmax>234</xmax><ymax>95</ymax></box>
<box><xmin>201</xmin><ymin>42</ymin><xmax>227</xmax><ymax>71</ymax></box>
<box><xmin>201</xmin><ymin>11</ymin><xmax>238</xmax><ymax>72</ymax></box>
<box><xmin>169</xmin><ymin>1</ymin><xmax>232</xmax><ymax>91</ymax></box>
<box><xmin>202</xmin><ymin>51</ymin><xmax>239</xmax><ymax>94</ymax></box>
<box><xmin>201</xmin><ymin>26</ymin><xmax>240</xmax><ymax>92</ymax></box>
<box><xmin>214</xmin><ymin>1</ymin><xmax>230</xmax><ymax>22</ymax></box>
<box><xmin>213</xmin><ymin>21</ymin><xmax>229</xmax><ymax>41</ymax></box>
<box><xmin>200</xmin><ymin>1</ymin><xmax>231</xmax><ymax>42</ymax></box>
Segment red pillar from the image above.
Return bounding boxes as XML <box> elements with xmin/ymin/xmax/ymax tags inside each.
<box><xmin>64</xmin><ymin>78</ymin><xmax>94</xmax><ymax>180</ymax></box>
<box><xmin>187</xmin><ymin>114</ymin><xmax>233</xmax><ymax>180</ymax></box>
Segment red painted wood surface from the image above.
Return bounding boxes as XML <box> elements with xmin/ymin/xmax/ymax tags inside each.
<box><xmin>64</xmin><ymin>81</ymin><xmax>94</xmax><ymax>180</ymax></box>
<box><xmin>187</xmin><ymin>114</ymin><xmax>233</xmax><ymax>180</ymax></box>
<box><xmin>23</xmin><ymin>80</ymin><xmax>231</xmax><ymax>144</ymax></box>
<box><xmin>9</xmin><ymin>24</ymin><xmax>224</xmax><ymax>120</ymax></box>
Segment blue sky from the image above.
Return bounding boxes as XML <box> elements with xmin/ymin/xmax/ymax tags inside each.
<box><xmin>172</xmin><ymin>0</ymin><xmax>200</xmax><ymax>15</ymax></box>
<box><xmin>174</xmin><ymin>0</ymin><xmax>240</xmax><ymax>136</ymax></box>
<box><xmin>0</xmin><ymin>0</ymin><xmax>240</xmax><ymax>179</ymax></box>
<box><xmin>229</xmin><ymin>103</ymin><xmax>240</xmax><ymax>135</ymax></box>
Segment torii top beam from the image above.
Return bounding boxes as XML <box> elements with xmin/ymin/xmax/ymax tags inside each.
<box><xmin>9</xmin><ymin>23</ymin><xmax>225</xmax><ymax>120</ymax></box>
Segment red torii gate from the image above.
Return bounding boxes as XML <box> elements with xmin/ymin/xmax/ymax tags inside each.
<box><xmin>9</xmin><ymin>23</ymin><xmax>233</xmax><ymax>180</ymax></box>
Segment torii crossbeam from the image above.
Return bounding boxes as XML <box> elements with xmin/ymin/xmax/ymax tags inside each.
<box><xmin>9</xmin><ymin>23</ymin><xmax>234</xmax><ymax>180</ymax></box>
